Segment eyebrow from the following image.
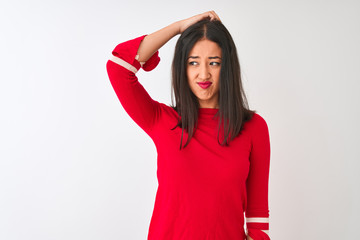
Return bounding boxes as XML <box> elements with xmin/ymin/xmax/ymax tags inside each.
<box><xmin>188</xmin><ymin>56</ymin><xmax>222</xmax><ymax>60</ymax></box>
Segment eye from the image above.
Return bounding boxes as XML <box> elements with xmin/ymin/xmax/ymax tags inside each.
<box><xmin>188</xmin><ymin>61</ymin><xmax>221</xmax><ymax>66</ymax></box>
<box><xmin>188</xmin><ymin>61</ymin><xmax>198</xmax><ymax>66</ymax></box>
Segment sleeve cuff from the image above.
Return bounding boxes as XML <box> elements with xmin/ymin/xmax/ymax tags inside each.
<box><xmin>247</xmin><ymin>229</ymin><xmax>270</xmax><ymax>240</ymax></box>
<box><xmin>246</xmin><ymin>217</ymin><xmax>270</xmax><ymax>239</ymax></box>
<box><xmin>111</xmin><ymin>34</ymin><xmax>160</xmax><ymax>73</ymax></box>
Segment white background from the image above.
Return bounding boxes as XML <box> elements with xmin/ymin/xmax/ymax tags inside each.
<box><xmin>1</xmin><ymin>0</ymin><xmax>359</xmax><ymax>239</ymax></box>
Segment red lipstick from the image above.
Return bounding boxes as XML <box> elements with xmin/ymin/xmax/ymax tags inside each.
<box><xmin>197</xmin><ymin>81</ymin><xmax>212</xmax><ymax>89</ymax></box>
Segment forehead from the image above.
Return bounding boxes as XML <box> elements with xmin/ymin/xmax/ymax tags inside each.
<box><xmin>189</xmin><ymin>39</ymin><xmax>222</xmax><ymax>56</ymax></box>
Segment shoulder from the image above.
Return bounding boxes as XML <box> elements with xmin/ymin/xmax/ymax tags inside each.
<box><xmin>251</xmin><ymin>113</ymin><xmax>268</xmax><ymax>127</ymax></box>
<box><xmin>158</xmin><ymin>102</ymin><xmax>179</xmax><ymax>118</ymax></box>
<box><xmin>245</xmin><ymin>112</ymin><xmax>270</xmax><ymax>137</ymax></box>
<box><xmin>152</xmin><ymin>102</ymin><xmax>180</xmax><ymax>127</ymax></box>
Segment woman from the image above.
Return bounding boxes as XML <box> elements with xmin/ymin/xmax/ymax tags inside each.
<box><xmin>106</xmin><ymin>11</ymin><xmax>271</xmax><ymax>240</ymax></box>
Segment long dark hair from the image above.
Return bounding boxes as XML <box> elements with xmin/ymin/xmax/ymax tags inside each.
<box><xmin>170</xmin><ymin>18</ymin><xmax>256</xmax><ymax>150</ymax></box>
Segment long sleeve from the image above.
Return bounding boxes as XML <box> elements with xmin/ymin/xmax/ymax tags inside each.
<box><xmin>106</xmin><ymin>34</ymin><xmax>162</xmax><ymax>136</ymax></box>
<box><xmin>245</xmin><ymin>114</ymin><xmax>271</xmax><ymax>240</ymax></box>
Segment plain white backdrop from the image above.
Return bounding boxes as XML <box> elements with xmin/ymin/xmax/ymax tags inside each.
<box><xmin>1</xmin><ymin>0</ymin><xmax>359</xmax><ymax>239</ymax></box>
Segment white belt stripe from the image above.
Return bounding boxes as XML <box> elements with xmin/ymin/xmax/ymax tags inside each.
<box><xmin>246</xmin><ymin>217</ymin><xmax>269</xmax><ymax>223</ymax></box>
<box><xmin>246</xmin><ymin>217</ymin><xmax>269</xmax><ymax>235</ymax></box>
<box><xmin>109</xmin><ymin>55</ymin><xmax>138</xmax><ymax>74</ymax></box>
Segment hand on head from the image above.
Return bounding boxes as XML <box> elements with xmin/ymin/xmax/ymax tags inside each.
<box><xmin>177</xmin><ymin>11</ymin><xmax>222</xmax><ymax>34</ymax></box>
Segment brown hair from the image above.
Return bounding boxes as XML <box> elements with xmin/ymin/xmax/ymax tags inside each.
<box><xmin>170</xmin><ymin>18</ymin><xmax>256</xmax><ymax>150</ymax></box>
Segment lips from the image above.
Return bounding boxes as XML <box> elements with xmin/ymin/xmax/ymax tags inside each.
<box><xmin>197</xmin><ymin>81</ymin><xmax>212</xmax><ymax>89</ymax></box>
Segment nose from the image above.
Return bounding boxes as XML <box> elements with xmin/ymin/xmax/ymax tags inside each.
<box><xmin>198</xmin><ymin>64</ymin><xmax>211</xmax><ymax>80</ymax></box>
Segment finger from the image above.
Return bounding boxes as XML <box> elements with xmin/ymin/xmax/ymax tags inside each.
<box><xmin>206</xmin><ymin>11</ymin><xmax>216</xmax><ymax>21</ymax></box>
<box><xmin>211</xmin><ymin>10</ymin><xmax>221</xmax><ymax>22</ymax></box>
<box><xmin>206</xmin><ymin>11</ymin><xmax>215</xmax><ymax>20</ymax></box>
<box><xmin>210</xmin><ymin>10</ymin><xmax>218</xmax><ymax>21</ymax></box>
<box><xmin>215</xmin><ymin>13</ymin><xmax>221</xmax><ymax>22</ymax></box>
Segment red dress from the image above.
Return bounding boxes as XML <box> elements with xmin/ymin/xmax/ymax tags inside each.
<box><xmin>106</xmin><ymin>34</ymin><xmax>271</xmax><ymax>240</ymax></box>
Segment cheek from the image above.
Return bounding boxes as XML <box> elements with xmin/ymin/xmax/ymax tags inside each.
<box><xmin>186</xmin><ymin>69</ymin><xmax>192</xmax><ymax>81</ymax></box>
<box><xmin>213</xmin><ymin>70</ymin><xmax>221</xmax><ymax>84</ymax></box>
<box><xmin>187</xmin><ymin>68</ymin><xmax>194</xmax><ymax>79</ymax></box>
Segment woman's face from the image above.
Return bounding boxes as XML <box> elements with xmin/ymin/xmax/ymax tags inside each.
<box><xmin>187</xmin><ymin>39</ymin><xmax>222</xmax><ymax>109</ymax></box>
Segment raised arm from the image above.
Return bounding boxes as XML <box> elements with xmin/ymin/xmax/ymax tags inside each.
<box><xmin>106</xmin><ymin>11</ymin><xmax>221</xmax><ymax>136</ymax></box>
<box><xmin>106</xmin><ymin>22</ymin><xmax>180</xmax><ymax>136</ymax></box>
<box><xmin>136</xmin><ymin>22</ymin><xmax>179</xmax><ymax>63</ymax></box>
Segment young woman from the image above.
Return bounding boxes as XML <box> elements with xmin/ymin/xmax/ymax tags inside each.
<box><xmin>106</xmin><ymin>11</ymin><xmax>271</xmax><ymax>240</ymax></box>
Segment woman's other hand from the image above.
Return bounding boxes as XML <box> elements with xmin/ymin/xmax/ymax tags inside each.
<box><xmin>176</xmin><ymin>11</ymin><xmax>221</xmax><ymax>34</ymax></box>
